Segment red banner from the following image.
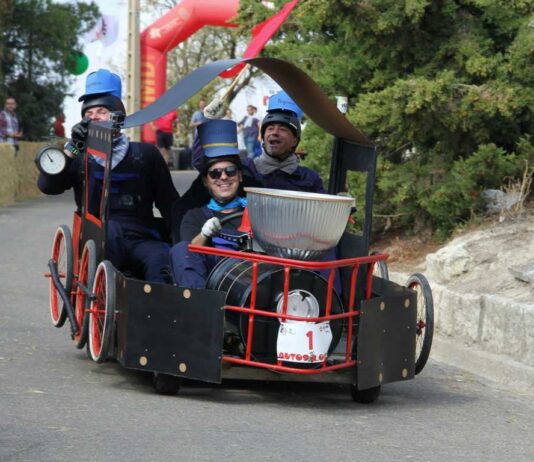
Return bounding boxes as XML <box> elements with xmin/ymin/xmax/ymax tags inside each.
<box><xmin>220</xmin><ymin>0</ymin><xmax>299</xmax><ymax>78</ymax></box>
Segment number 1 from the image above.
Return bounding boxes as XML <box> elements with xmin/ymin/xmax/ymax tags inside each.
<box><xmin>306</xmin><ymin>330</ymin><xmax>313</xmax><ymax>350</ymax></box>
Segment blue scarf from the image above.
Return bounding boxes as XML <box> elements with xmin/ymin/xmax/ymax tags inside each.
<box><xmin>91</xmin><ymin>134</ymin><xmax>129</xmax><ymax>170</ymax></box>
<box><xmin>207</xmin><ymin>196</ymin><xmax>247</xmax><ymax>212</ymax></box>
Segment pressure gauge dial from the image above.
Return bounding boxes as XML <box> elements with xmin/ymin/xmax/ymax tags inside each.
<box><xmin>35</xmin><ymin>145</ymin><xmax>67</xmax><ymax>175</ymax></box>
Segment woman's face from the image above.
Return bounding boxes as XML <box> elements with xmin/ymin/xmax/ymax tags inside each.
<box><xmin>204</xmin><ymin>160</ymin><xmax>242</xmax><ymax>203</ymax></box>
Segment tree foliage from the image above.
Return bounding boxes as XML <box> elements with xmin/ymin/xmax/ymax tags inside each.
<box><xmin>239</xmin><ymin>0</ymin><xmax>534</xmax><ymax>237</ymax></box>
<box><xmin>1</xmin><ymin>0</ymin><xmax>99</xmax><ymax>140</ymax></box>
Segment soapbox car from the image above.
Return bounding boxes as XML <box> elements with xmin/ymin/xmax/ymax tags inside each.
<box><xmin>45</xmin><ymin>58</ymin><xmax>433</xmax><ymax>403</ymax></box>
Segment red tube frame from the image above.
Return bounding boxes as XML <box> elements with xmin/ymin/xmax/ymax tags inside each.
<box><xmin>188</xmin><ymin>244</ymin><xmax>388</xmax><ymax>375</ymax></box>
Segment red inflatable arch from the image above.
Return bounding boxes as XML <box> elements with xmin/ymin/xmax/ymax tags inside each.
<box><xmin>140</xmin><ymin>0</ymin><xmax>239</xmax><ymax>142</ymax></box>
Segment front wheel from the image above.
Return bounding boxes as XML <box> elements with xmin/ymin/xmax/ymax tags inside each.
<box><xmin>152</xmin><ymin>373</ymin><xmax>181</xmax><ymax>395</ymax></box>
<box><xmin>73</xmin><ymin>240</ymin><xmax>96</xmax><ymax>349</ymax></box>
<box><xmin>350</xmin><ymin>384</ymin><xmax>381</xmax><ymax>404</ymax></box>
<box><xmin>88</xmin><ymin>260</ymin><xmax>116</xmax><ymax>363</ymax></box>
<box><xmin>407</xmin><ymin>273</ymin><xmax>434</xmax><ymax>375</ymax></box>
<box><xmin>49</xmin><ymin>225</ymin><xmax>73</xmax><ymax>328</ymax></box>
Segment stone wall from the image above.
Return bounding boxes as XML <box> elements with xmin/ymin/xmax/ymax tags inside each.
<box><xmin>0</xmin><ymin>141</ymin><xmax>63</xmax><ymax>206</ymax></box>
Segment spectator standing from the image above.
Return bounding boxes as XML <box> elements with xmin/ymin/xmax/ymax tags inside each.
<box><xmin>223</xmin><ymin>108</ymin><xmax>234</xmax><ymax>120</ymax></box>
<box><xmin>0</xmin><ymin>97</ymin><xmax>23</xmax><ymax>152</ymax></box>
<box><xmin>153</xmin><ymin>109</ymin><xmax>178</xmax><ymax>167</ymax></box>
<box><xmin>189</xmin><ymin>99</ymin><xmax>207</xmax><ymax>137</ymax></box>
<box><xmin>238</xmin><ymin>104</ymin><xmax>260</xmax><ymax>159</ymax></box>
<box><xmin>52</xmin><ymin>113</ymin><xmax>66</xmax><ymax>138</ymax></box>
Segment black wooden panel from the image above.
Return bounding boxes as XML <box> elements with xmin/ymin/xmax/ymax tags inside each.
<box><xmin>356</xmin><ymin>283</ymin><xmax>416</xmax><ymax>390</ymax></box>
<box><xmin>115</xmin><ymin>275</ymin><xmax>225</xmax><ymax>383</ymax></box>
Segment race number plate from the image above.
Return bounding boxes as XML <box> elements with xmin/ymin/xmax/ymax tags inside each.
<box><xmin>277</xmin><ymin>322</ymin><xmax>333</xmax><ymax>363</ymax></box>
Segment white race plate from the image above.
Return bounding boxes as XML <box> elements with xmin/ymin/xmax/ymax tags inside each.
<box><xmin>277</xmin><ymin>321</ymin><xmax>333</xmax><ymax>363</ymax></box>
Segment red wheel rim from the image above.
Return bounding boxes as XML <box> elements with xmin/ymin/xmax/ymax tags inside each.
<box><xmin>50</xmin><ymin>230</ymin><xmax>67</xmax><ymax>323</ymax></box>
<box><xmin>410</xmin><ymin>282</ymin><xmax>426</xmax><ymax>354</ymax></box>
<box><xmin>90</xmin><ymin>267</ymin><xmax>107</xmax><ymax>358</ymax></box>
<box><xmin>74</xmin><ymin>248</ymin><xmax>89</xmax><ymax>341</ymax></box>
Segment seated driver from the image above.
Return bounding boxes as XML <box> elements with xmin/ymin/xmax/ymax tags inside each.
<box><xmin>170</xmin><ymin>119</ymin><xmax>246</xmax><ymax>288</ymax></box>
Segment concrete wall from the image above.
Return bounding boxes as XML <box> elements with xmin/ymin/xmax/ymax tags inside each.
<box><xmin>391</xmin><ymin>270</ymin><xmax>534</xmax><ymax>386</ymax></box>
<box><xmin>0</xmin><ymin>141</ymin><xmax>60</xmax><ymax>207</ymax></box>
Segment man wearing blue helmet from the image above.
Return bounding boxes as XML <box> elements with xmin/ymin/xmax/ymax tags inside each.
<box><xmin>249</xmin><ymin>90</ymin><xmax>326</xmax><ymax>193</ymax></box>
<box><xmin>37</xmin><ymin>69</ymin><xmax>180</xmax><ymax>283</ymax></box>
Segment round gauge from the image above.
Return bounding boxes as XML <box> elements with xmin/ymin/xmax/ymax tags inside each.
<box><xmin>276</xmin><ymin>289</ymin><xmax>320</xmax><ymax>324</ymax></box>
<box><xmin>35</xmin><ymin>145</ymin><xmax>67</xmax><ymax>175</ymax></box>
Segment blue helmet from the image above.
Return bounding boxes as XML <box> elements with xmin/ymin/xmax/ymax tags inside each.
<box><xmin>267</xmin><ymin>90</ymin><xmax>304</xmax><ymax>120</ymax></box>
<box><xmin>261</xmin><ymin>90</ymin><xmax>302</xmax><ymax>140</ymax></box>
<box><xmin>78</xmin><ymin>69</ymin><xmax>125</xmax><ymax>117</ymax></box>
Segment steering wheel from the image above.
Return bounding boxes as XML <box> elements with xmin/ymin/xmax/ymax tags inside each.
<box><xmin>219</xmin><ymin>210</ymin><xmax>244</xmax><ymax>226</ymax></box>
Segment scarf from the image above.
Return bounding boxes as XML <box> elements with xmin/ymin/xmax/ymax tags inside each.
<box><xmin>207</xmin><ymin>196</ymin><xmax>247</xmax><ymax>212</ymax></box>
<box><xmin>253</xmin><ymin>151</ymin><xmax>299</xmax><ymax>175</ymax></box>
<box><xmin>91</xmin><ymin>133</ymin><xmax>129</xmax><ymax>170</ymax></box>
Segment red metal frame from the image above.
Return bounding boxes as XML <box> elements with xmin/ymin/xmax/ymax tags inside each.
<box><xmin>189</xmin><ymin>244</ymin><xmax>388</xmax><ymax>375</ymax></box>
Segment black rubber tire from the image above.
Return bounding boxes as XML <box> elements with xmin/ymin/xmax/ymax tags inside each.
<box><xmin>407</xmin><ymin>272</ymin><xmax>434</xmax><ymax>375</ymax></box>
<box><xmin>88</xmin><ymin>261</ymin><xmax>116</xmax><ymax>363</ymax></box>
<box><xmin>74</xmin><ymin>240</ymin><xmax>96</xmax><ymax>349</ymax></box>
<box><xmin>49</xmin><ymin>225</ymin><xmax>73</xmax><ymax>328</ymax></box>
<box><xmin>370</xmin><ymin>251</ymin><xmax>389</xmax><ymax>281</ymax></box>
<box><xmin>350</xmin><ymin>384</ymin><xmax>381</xmax><ymax>404</ymax></box>
<box><xmin>152</xmin><ymin>373</ymin><xmax>181</xmax><ymax>395</ymax></box>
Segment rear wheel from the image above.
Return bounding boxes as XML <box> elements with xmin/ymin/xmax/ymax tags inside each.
<box><xmin>350</xmin><ymin>384</ymin><xmax>381</xmax><ymax>404</ymax></box>
<box><xmin>407</xmin><ymin>273</ymin><xmax>434</xmax><ymax>374</ymax></box>
<box><xmin>88</xmin><ymin>261</ymin><xmax>116</xmax><ymax>363</ymax></box>
<box><xmin>371</xmin><ymin>251</ymin><xmax>389</xmax><ymax>281</ymax></box>
<box><xmin>49</xmin><ymin>225</ymin><xmax>73</xmax><ymax>328</ymax></box>
<box><xmin>73</xmin><ymin>240</ymin><xmax>96</xmax><ymax>349</ymax></box>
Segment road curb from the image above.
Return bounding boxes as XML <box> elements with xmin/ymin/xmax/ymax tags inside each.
<box><xmin>391</xmin><ymin>270</ymin><xmax>534</xmax><ymax>395</ymax></box>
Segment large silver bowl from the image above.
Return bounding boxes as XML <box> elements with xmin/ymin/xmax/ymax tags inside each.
<box><xmin>245</xmin><ymin>187</ymin><xmax>355</xmax><ymax>260</ymax></box>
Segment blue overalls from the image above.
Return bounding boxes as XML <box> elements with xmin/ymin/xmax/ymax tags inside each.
<box><xmin>169</xmin><ymin>207</ymin><xmax>242</xmax><ymax>289</ymax></box>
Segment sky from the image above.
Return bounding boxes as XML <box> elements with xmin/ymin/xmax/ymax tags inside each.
<box><xmin>62</xmin><ymin>0</ymin><xmax>280</xmax><ymax>135</ymax></box>
<box><xmin>62</xmin><ymin>0</ymin><xmax>128</xmax><ymax>132</ymax></box>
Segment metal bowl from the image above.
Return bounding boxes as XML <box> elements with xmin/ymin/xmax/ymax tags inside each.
<box><xmin>245</xmin><ymin>187</ymin><xmax>355</xmax><ymax>260</ymax></box>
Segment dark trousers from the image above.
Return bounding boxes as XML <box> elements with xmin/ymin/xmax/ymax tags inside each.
<box><xmin>106</xmin><ymin>220</ymin><xmax>171</xmax><ymax>284</ymax></box>
<box><xmin>169</xmin><ymin>241</ymin><xmax>221</xmax><ymax>289</ymax></box>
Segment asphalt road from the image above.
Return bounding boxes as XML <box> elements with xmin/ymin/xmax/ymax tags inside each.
<box><xmin>1</xmin><ymin>172</ymin><xmax>533</xmax><ymax>462</ymax></box>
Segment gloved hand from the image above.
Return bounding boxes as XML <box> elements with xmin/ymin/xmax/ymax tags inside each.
<box><xmin>70</xmin><ymin>118</ymin><xmax>90</xmax><ymax>151</ymax></box>
<box><xmin>203</xmin><ymin>97</ymin><xmax>225</xmax><ymax>119</ymax></box>
<box><xmin>201</xmin><ymin>217</ymin><xmax>222</xmax><ymax>238</ymax></box>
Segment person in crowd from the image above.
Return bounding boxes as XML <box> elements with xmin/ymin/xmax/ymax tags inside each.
<box><xmin>0</xmin><ymin>96</ymin><xmax>23</xmax><ymax>152</ymax></box>
<box><xmin>153</xmin><ymin>109</ymin><xmax>178</xmax><ymax>167</ymax></box>
<box><xmin>170</xmin><ymin>119</ymin><xmax>247</xmax><ymax>288</ymax></box>
<box><xmin>238</xmin><ymin>104</ymin><xmax>260</xmax><ymax>159</ymax></box>
<box><xmin>37</xmin><ymin>69</ymin><xmax>180</xmax><ymax>283</ymax></box>
<box><xmin>189</xmin><ymin>99</ymin><xmax>207</xmax><ymax>135</ymax></box>
<box><xmin>52</xmin><ymin>113</ymin><xmax>66</xmax><ymax>138</ymax></box>
<box><xmin>223</xmin><ymin>108</ymin><xmax>234</xmax><ymax>120</ymax></box>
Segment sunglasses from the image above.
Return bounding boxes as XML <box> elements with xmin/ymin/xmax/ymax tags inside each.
<box><xmin>207</xmin><ymin>166</ymin><xmax>239</xmax><ymax>180</ymax></box>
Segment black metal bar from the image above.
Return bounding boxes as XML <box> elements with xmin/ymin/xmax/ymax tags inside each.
<box><xmin>75</xmin><ymin>281</ymin><xmax>95</xmax><ymax>300</ymax></box>
<box><xmin>48</xmin><ymin>259</ymin><xmax>78</xmax><ymax>337</ymax></box>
